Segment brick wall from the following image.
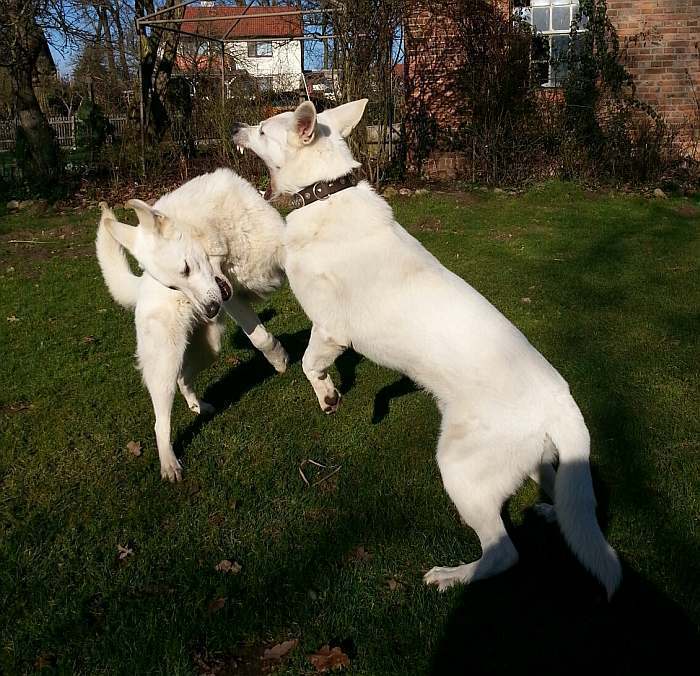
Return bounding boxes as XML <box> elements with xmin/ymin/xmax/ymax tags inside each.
<box><xmin>404</xmin><ymin>1</ymin><xmax>700</xmax><ymax>177</ymax></box>
<box><xmin>608</xmin><ymin>0</ymin><xmax>700</xmax><ymax>131</ymax></box>
<box><xmin>404</xmin><ymin>1</ymin><xmax>511</xmax><ymax>176</ymax></box>
<box><xmin>403</xmin><ymin>3</ymin><xmax>466</xmax><ymax>153</ymax></box>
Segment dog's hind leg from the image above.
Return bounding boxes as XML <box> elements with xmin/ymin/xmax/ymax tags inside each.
<box><xmin>301</xmin><ymin>324</ymin><xmax>345</xmax><ymax>414</ymax></box>
<box><xmin>178</xmin><ymin>321</ymin><xmax>223</xmax><ymax>415</ymax></box>
<box><xmin>529</xmin><ymin>435</ymin><xmax>558</xmax><ymax>522</ymax></box>
<box><xmin>424</xmin><ymin>424</ymin><xmax>522</xmax><ymax>592</ymax></box>
<box><xmin>223</xmin><ymin>295</ymin><xmax>289</xmax><ymax>373</ymax></box>
<box><xmin>137</xmin><ymin>314</ymin><xmax>187</xmax><ymax>482</ymax></box>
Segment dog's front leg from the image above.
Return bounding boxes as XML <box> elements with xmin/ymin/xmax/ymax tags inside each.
<box><xmin>302</xmin><ymin>324</ymin><xmax>345</xmax><ymax>414</ymax></box>
<box><xmin>223</xmin><ymin>295</ymin><xmax>289</xmax><ymax>373</ymax></box>
<box><xmin>136</xmin><ymin>313</ymin><xmax>187</xmax><ymax>482</ymax></box>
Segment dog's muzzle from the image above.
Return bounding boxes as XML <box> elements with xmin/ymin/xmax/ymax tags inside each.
<box><xmin>216</xmin><ymin>276</ymin><xmax>232</xmax><ymax>301</ymax></box>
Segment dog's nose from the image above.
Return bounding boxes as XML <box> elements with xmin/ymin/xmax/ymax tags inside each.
<box><xmin>216</xmin><ymin>276</ymin><xmax>232</xmax><ymax>301</ymax></box>
<box><xmin>231</xmin><ymin>121</ymin><xmax>244</xmax><ymax>136</ymax></box>
<box><xmin>204</xmin><ymin>301</ymin><xmax>220</xmax><ymax>319</ymax></box>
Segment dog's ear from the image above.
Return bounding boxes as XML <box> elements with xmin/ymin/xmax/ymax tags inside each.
<box><xmin>126</xmin><ymin>199</ymin><xmax>180</xmax><ymax>239</ymax></box>
<box><xmin>292</xmin><ymin>100</ymin><xmax>317</xmax><ymax>144</ymax></box>
<box><xmin>100</xmin><ymin>202</ymin><xmax>137</xmax><ymax>253</ymax></box>
<box><xmin>320</xmin><ymin>99</ymin><xmax>368</xmax><ymax>138</ymax></box>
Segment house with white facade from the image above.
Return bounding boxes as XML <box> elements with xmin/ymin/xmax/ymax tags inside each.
<box><xmin>177</xmin><ymin>2</ymin><xmax>304</xmax><ymax>94</ymax></box>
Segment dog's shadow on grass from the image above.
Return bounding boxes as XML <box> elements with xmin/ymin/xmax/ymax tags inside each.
<box><xmin>174</xmin><ymin>324</ymin><xmax>311</xmax><ymax>457</ymax></box>
<box><xmin>429</xmin><ymin>510</ymin><xmax>700</xmax><ymax>675</ymax></box>
<box><xmin>425</xmin><ymin>225</ymin><xmax>700</xmax><ymax>674</ymax></box>
<box><xmin>371</xmin><ymin>376</ymin><xmax>417</xmax><ymax>424</ymax></box>
<box><xmin>175</xmin><ymin>325</ymin><xmax>373</xmax><ymax>458</ymax></box>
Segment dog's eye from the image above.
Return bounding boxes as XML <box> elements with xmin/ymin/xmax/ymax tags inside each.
<box><xmin>183</xmin><ymin>262</ymin><xmax>190</xmax><ymax>277</ymax></box>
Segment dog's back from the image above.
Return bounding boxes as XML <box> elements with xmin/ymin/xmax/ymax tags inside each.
<box><xmin>154</xmin><ymin>169</ymin><xmax>285</xmax><ymax>298</ymax></box>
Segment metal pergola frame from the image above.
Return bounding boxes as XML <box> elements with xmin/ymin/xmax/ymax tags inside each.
<box><xmin>135</xmin><ymin>1</ymin><xmax>337</xmax><ymax>175</ymax></box>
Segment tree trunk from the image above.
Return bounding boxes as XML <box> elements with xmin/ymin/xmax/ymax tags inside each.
<box><xmin>5</xmin><ymin>5</ymin><xmax>62</xmax><ymax>180</ymax></box>
<box><xmin>136</xmin><ymin>0</ymin><xmax>183</xmax><ymax>142</ymax></box>
<box><xmin>98</xmin><ymin>6</ymin><xmax>118</xmax><ymax>77</ymax></box>
<box><xmin>110</xmin><ymin>2</ymin><xmax>131</xmax><ymax>82</ymax></box>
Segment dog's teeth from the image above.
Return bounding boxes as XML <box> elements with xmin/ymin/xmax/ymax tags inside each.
<box><xmin>237</xmin><ymin>145</ymin><xmax>244</xmax><ymax>155</ymax></box>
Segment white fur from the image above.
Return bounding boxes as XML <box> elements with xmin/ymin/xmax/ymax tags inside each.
<box><xmin>96</xmin><ymin>169</ymin><xmax>289</xmax><ymax>481</ymax></box>
<box><xmin>233</xmin><ymin>101</ymin><xmax>622</xmax><ymax>598</ymax></box>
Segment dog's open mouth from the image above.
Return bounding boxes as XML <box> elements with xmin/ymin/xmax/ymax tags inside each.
<box><xmin>216</xmin><ymin>276</ymin><xmax>232</xmax><ymax>301</ymax></box>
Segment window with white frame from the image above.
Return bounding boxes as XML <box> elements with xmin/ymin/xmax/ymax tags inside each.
<box><xmin>247</xmin><ymin>41</ymin><xmax>273</xmax><ymax>58</ymax></box>
<box><xmin>515</xmin><ymin>0</ymin><xmax>588</xmax><ymax>87</ymax></box>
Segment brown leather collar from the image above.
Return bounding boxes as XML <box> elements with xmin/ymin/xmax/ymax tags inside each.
<box><xmin>290</xmin><ymin>171</ymin><xmax>358</xmax><ymax>210</ymax></box>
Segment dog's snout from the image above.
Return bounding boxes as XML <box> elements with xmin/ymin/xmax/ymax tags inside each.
<box><xmin>204</xmin><ymin>301</ymin><xmax>221</xmax><ymax>319</ymax></box>
<box><xmin>216</xmin><ymin>276</ymin><xmax>232</xmax><ymax>301</ymax></box>
<box><xmin>231</xmin><ymin>121</ymin><xmax>245</xmax><ymax>137</ymax></box>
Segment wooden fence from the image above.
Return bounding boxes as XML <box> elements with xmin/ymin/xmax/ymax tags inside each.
<box><xmin>0</xmin><ymin>116</ymin><xmax>129</xmax><ymax>151</ymax></box>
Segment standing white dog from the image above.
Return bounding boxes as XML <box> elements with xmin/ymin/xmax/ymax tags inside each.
<box><xmin>96</xmin><ymin>168</ymin><xmax>289</xmax><ymax>481</ymax></box>
<box><xmin>232</xmin><ymin>101</ymin><xmax>622</xmax><ymax>597</ymax></box>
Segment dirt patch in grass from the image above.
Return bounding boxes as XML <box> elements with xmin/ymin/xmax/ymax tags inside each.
<box><xmin>0</xmin><ymin>401</ymin><xmax>34</xmax><ymax>415</ymax></box>
<box><xmin>0</xmin><ymin>223</ymin><xmax>94</xmax><ymax>267</ymax></box>
<box><xmin>675</xmin><ymin>204</ymin><xmax>700</xmax><ymax>218</ymax></box>
<box><xmin>442</xmin><ymin>190</ymin><xmax>486</xmax><ymax>207</ymax></box>
<box><xmin>192</xmin><ymin>639</ymin><xmax>300</xmax><ymax>676</ymax></box>
<box><xmin>411</xmin><ymin>216</ymin><xmax>443</xmax><ymax>232</ymax></box>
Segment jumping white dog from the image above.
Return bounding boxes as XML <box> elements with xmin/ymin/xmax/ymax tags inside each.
<box><xmin>96</xmin><ymin>168</ymin><xmax>289</xmax><ymax>481</ymax></box>
<box><xmin>232</xmin><ymin>100</ymin><xmax>622</xmax><ymax>597</ymax></box>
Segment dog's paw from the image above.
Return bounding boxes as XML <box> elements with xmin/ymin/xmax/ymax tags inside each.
<box><xmin>532</xmin><ymin>502</ymin><xmax>557</xmax><ymax>523</ymax></box>
<box><xmin>268</xmin><ymin>344</ymin><xmax>289</xmax><ymax>374</ymax></box>
<box><xmin>160</xmin><ymin>458</ymin><xmax>183</xmax><ymax>482</ymax></box>
<box><xmin>322</xmin><ymin>390</ymin><xmax>341</xmax><ymax>414</ymax></box>
<box><xmin>423</xmin><ymin>565</ymin><xmax>468</xmax><ymax>592</ymax></box>
<box><xmin>189</xmin><ymin>399</ymin><xmax>215</xmax><ymax>416</ymax></box>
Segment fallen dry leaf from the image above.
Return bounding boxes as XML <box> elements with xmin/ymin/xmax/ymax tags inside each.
<box><xmin>263</xmin><ymin>639</ymin><xmax>298</xmax><ymax>660</ymax></box>
<box><xmin>347</xmin><ymin>545</ymin><xmax>372</xmax><ymax>563</ymax></box>
<box><xmin>34</xmin><ymin>653</ymin><xmax>57</xmax><ymax>670</ymax></box>
<box><xmin>385</xmin><ymin>576</ymin><xmax>403</xmax><ymax>591</ymax></box>
<box><xmin>520</xmin><ymin>297</ymin><xmax>532</xmax><ymax>304</ymax></box>
<box><xmin>6</xmin><ymin>315</ymin><xmax>19</xmax><ymax>322</ymax></box>
<box><xmin>126</xmin><ymin>440</ymin><xmax>142</xmax><ymax>457</ymax></box>
<box><xmin>82</xmin><ymin>335</ymin><xmax>96</xmax><ymax>343</ymax></box>
<box><xmin>214</xmin><ymin>559</ymin><xmax>241</xmax><ymax>574</ymax></box>
<box><xmin>225</xmin><ymin>355</ymin><xmax>240</xmax><ymax>366</ymax></box>
<box><xmin>207</xmin><ymin>596</ymin><xmax>226</xmax><ymax>613</ymax></box>
<box><xmin>117</xmin><ymin>544</ymin><xmax>134</xmax><ymax>560</ymax></box>
<box><xmin>208</xmin><ymin>513</ymin><xmax>225</xmax><ymax>527</ymax></box>
<box><xmin>309</xmin><ymin>645</ymin><xmax>350</xmax><ymax>672</ymax></box>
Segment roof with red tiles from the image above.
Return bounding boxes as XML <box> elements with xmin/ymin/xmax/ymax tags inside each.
<box><xmin>182</xmin><ymin>4</ymin><xmax>304</xmax><ymax>39</ymax></box>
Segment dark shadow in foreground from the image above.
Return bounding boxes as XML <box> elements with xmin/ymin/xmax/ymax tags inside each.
<box><xmin>429</xmin><ymin>508</ymin><xmax>700</xmax><ymax>676</ymax></box>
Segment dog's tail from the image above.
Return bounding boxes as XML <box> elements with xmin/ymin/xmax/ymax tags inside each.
<box><xmin>549</xmin><ymin>400</ymin><xmax>622</xmax><ymax>599</ymax></box>
<box><xmin>96</xmin><ymin>202</ymin><xmax>140</xmax><ymax>310</ymax></box>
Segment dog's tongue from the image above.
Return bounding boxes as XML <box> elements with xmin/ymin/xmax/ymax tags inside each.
<box><xmin>263</xmin><ymin>185</ymin><xmax>273</xmax><ymax>201</ymax></box>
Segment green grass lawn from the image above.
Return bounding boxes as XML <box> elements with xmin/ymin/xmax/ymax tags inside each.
<box><xmin>1</xmin><ymin>182</ymin><xmax>698</xmax><ymax>675</ymax></box>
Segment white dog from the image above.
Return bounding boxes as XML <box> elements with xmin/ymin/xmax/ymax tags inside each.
<box><xmin>232</xmin><ymin>100</ymin><xmax>622</xmax><ymax>597</ymax></box>
<box><xmin>96</xmin><ymin>168</ymin><xmax>289</xmax><ymax>481</ymax></box>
